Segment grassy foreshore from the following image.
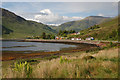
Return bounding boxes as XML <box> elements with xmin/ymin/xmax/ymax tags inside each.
<box><xmin>2</xmin><ymin>46</ymin><xmax>119</xmax><ymax>78</ymax></box>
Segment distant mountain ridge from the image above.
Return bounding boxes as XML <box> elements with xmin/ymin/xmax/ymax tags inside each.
<box><xmin>51</xmin><ymin>16</ymin><xmax>111</xmax><ymax>32</ymax></box>
<box><xmin>1</xmin><ymin>8</ymin><xmax>56</xmax><ymax>39</ymax></box>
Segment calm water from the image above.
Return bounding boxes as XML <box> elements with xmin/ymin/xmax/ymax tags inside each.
<box><xmin>2</xmin><ymin>41</ymin><xmax>76</xmax><ymax>52</ymax></box>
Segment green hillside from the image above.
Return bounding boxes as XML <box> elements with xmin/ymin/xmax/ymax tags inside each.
<box><xmin>68</xmin><ymin>16</ymin><xmax>118</xmax><ymax>40</ymax></box>
<box><xmin>52</xmin><ymin>16</ymin><xmax>111</xmax><ymax>32</ymax></box>
<box><xmin>1</xmin><ymin>8</ymin><xmax>56</xmax><ymax>39</ymax></box>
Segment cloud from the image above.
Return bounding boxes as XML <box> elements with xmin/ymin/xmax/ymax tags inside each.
<box><xmin>28</xmin><ymin>9</ymin><xmax>83</xmax><ymax>25</ymax></box>
<box><xmin>40</xmin><ymin>9</ymin><xmax>52</xmax><ymax>14</ymax></box>
<box><xmin>98</xmin><ymin>13</ymin><xmax>104</xmax><ymax>16</ymax></box>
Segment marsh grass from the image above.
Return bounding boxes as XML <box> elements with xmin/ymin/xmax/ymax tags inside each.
<box><xmin>2</xmin><ymin>47</ymin><xmax>118</xmax><ymax>78</ymax></box>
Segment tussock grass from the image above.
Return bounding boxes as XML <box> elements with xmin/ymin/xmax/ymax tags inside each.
<box><xmin>2</xmin><ymin>48</ymin><xmax>118</xmax><ymax>78</ymax></box>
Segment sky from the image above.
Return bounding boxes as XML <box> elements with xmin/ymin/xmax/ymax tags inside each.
<box><xmin>2</xmin><ymin>2</ymin><xmax>118</xmax><ymax>26</ymax></box>
<box><xmin>1</xmin><ymin>0</ymin><xmax>119</xmax><ymax>2</ymax></box>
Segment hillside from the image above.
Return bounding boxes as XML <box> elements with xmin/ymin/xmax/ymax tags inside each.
<box><xmin>52</xmin><ymin>16</ymin><xmax>111</xmax><ymax>32</ymax></box>
<box><xmin>68</xmin><ymin>16</ymin><xmax>118</xmax><ymax>40</ymax></box>
<box><xmin>1</xmin><ymin>8</ymin><xmax>56</xmax><ymax>39</ymax></box>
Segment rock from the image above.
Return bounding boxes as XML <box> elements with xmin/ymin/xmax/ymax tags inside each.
<box><xmin>82</xmin><ymin>55</ymin><xmax>96</xmax><ymax>60</ymax></box>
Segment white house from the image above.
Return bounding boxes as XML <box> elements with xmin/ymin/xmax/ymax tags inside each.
<box><xmin>55</xmin><ymin>36</ymin><xmax>59</xmax><ymax>39</ymax></box>
<box><xmin>77</xmin><ymin>32</ymin><xmax>80</xmax><ymax>35</ymax></box>
<box><xmin>86</xmin><ymin>37</ymin><xmax>94</xmax><ymax>40</ymax></box>
<box><xmin>90</xmin><ymin>37</ymin><xmax>94</xmax><ymax>40</ymax></box>
<box><xmin>71</xmin><ymin>38</ymin><xmax>81</xmax><ymax>40</ymax></box>
<box><xmin>76</xmin><ymin>38</ymin><xmax>81</xmax><ymax>40</ymax></box>
<box><xmin>70</xmin><ymin>32</ymin><xmax>80</xmax><ymax>35</ymax></box>
<box><xmin>86</xmin><ymin>38</ymin><xmax>91</xmax><ymax>40</ymax></box>
<box><xmin>71</xmin><ymin>38</ymin><xmax>75</xmax><ymax>40</ymax></box>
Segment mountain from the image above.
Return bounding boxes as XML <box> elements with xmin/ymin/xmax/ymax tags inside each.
<box><xmin>68</xmin><ymin>16</ymin><xmax>118</xmax><ymax>40</ymax></box>
<box><xmin>52</xmin><ymin>16</ymin><xmax>111</xmax><ymax>32</ymax></box>
<box><xmin>1</xmin><ymin>8</ymin><xmax>56</xmax><ymax>39</ymax></box>
<box><xmin>2</xmin><ymin>24</ymin><xmax>13</xmax><ymax>34</ymax></box>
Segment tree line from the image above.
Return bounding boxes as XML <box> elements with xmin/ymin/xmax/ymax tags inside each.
<box><xmin>58</xmin><ymin>30</ymin><xmax>76</xmax><ymax>37</ymax></box>
<box><xmin>26</xmin><ymin>32</ymin><xmax>55</xmax><ymax>39</ymax></box>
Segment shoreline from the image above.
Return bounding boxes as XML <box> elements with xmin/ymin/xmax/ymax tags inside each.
<box><xmin>2</xmin><ymin>39</ymin><xmax>100</xmax><ymax>45</ymax></box>
<box><xmin>22</xmin><ymin>39</ymin><xmax>100</xmax><ymax>45</ymax></box>
<box><xmin>2</xmin><ymin>39</ymin><xmax>118</xmax><ymax>46</ymax></box>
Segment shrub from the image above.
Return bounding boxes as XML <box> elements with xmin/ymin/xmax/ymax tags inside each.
<box><xmin>60</xmin><ymin>56</ymin><xmax>70</xmax><ymax>64</ymax></box>
<box><xmin>110</xmin><ymin>42</ymin><xmax>113</xmax><ymax>47</ymax></box>
<box><xmin>13</xmin><ymin>61</ymin><xmax>32</xmax><ymax>78</ymax></box>
<box><xmin>104</xmin><ymin>68</ymin><xmax>112</xmax><ymax>74</ymax></box>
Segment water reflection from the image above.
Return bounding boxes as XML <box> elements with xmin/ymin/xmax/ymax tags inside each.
<box><xmin>2</xmin><ymin>41</ymin><xmax>76</xmax><ymax>52</ymax></box>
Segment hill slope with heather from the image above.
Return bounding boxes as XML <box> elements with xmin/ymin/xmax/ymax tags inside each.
<box><xmin>68</xmin><ymin>16</ymin><xmax>118</xmax><ymax>40</ymax></box>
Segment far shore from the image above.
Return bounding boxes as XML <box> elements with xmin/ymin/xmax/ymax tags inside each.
<box><xmin>2</xmin><ymin>39</ymin><xmax>118</xmax><ymax>44</ymax></box>
<box><xmin>22</xmin><ymin>39</ymin><xmax>101</xmax><ymax>45</ymax></box>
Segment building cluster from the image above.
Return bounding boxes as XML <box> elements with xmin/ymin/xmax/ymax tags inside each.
<box><xmin>71</xmin><ymin>38</ymin><xmax>81</xmax><ymax>40</ymax></box>
<box><xmin>55</xmin><ymin>32</ymin><xmax>94</xmax><ymax>41</ymax></box>
<box><xmin>55</xmin><ymin>36</ymin><xmax>65</xmax><ymax>40</ymax></box>
<box><xmin>70</xmin><ymin>32</ymin><xmax>80</xmax><ymax>35</ymax></box>
<box><xmin>71</xmin><ymin>37</ymin><xmax>94</xmax><ymax>41</ymax></box>
<box><xmin>55</xmin><ymin>36</ymin><xmax>94</xmax><ymax>41</ymax></box>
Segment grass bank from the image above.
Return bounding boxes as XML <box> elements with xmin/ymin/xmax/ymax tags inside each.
<box><xmin>2</xmin><ymin>45</ymin><xmax>119</xmax><ymax>78</ymax></box>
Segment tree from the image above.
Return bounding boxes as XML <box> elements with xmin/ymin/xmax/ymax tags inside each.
<box><xmin>41</xmin><ymin>32</ymin><xmax>46</xmax><ymax>39</ymax></box>
<box><xmin>63</xmin><ymin>30</ymin><xmax>67</xmax><ymax>34</ymax></box>
<box><xmin>70</xmin><ymin>30</ymin><xmax>75</xmax><ymax>33</ymax></box>
<box><xmin>108</xmin><ymin>29</ymin><xmax>118</xmax><ymax>40</ymax></box>
<box><xmin>46</xmin><ymin>34</ymin><xmax>51</xmax><ymax>39</ymax></box>
<box><xmin>50</xmin><ymin>35</ymin><xmax>55</xmax><ymax>39</ymax></box>
<box><xmin>58</xmin><ymin>30</ymin><xmax>62</xmax><ymax>35</ymax></box>
<box><xmin>63</xmin><ymin>34</ymin><xmax>67</xmax><ymax>37</ymax></box>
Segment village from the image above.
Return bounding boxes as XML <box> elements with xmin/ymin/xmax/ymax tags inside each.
<box><xmin>55</xmin><ymin>32</ymin><xmax>94</xmax><ymax>41</ymax></box>
<box><xmin>26</xmin><ymin>31</ymin><xmax>95</xmax><ymax>41</ymax></box>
